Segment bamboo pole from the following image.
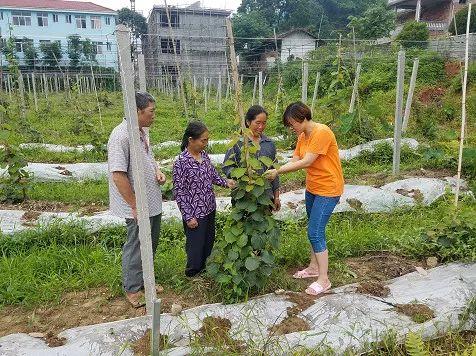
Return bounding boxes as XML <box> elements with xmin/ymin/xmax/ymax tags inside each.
<box><xmin>301</xmin><ymin>61</ymin><xmax>309</xmax><ymax>104</ymax></box>
<box><xmin>311</xmin><ymin>71</ymin><xmax>320</xmax><ymax>115</ymax></box>
<box><xmin>454</xmin><ymin>3</ymin><xmax>472</xmax><ymax>206</ymax></box>
<box><xmin>349</xmin><ymin>63</ymin><xmax>361</xmax><ymax>114</ymax></box>
<box><xmin>402</xmin><ymin>58</ymin><xmax>419</xmax><ymax>133</ymax></box>
<box><xmin>252</xmin><ymin>75</ymin><xmax>258</xmax><ymax>105</ymax></box>
<box><xmin>258</xmin><ymin>71</ymin><xmax>263</xmax><ymax>106</ymax></box>
<box><xmin>393</xmin><ymin>50</ymin><xmax>405</xmax><ymax>175</ymax></box>
<box><xmin>163</xmin><ymin>0</ymin><xmax>189</xmax><ymax>119</ymax></box>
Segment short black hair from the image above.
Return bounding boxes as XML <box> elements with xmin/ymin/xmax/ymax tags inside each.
<box><xmin>283</xmin><ymin>101</ymin><xmax>312</xmax><ymax>126</ymax></box>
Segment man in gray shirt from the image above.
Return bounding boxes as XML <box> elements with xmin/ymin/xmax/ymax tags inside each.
<box><xmin>107</xmin><ymin>92</ymin><xmax>166</xmax><ymax>308</ymax></box>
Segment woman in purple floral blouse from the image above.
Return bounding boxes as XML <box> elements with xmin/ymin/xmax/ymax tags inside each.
<box><xmin>173</xmin><ymin>121</ymin><xmax>235</xmax><ymax>277</ymax></box>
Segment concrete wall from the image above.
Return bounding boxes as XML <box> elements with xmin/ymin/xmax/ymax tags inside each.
<box><xmin>429</xmin><ymin>34</ymin><xmax>476</xmax><ymax>60</ymax></box>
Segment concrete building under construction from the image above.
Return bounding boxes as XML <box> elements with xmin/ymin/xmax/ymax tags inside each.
<box><xmin>143</xmin><ymin>2</ymin><xmax>231</xmax><ymax>86</ymax></box>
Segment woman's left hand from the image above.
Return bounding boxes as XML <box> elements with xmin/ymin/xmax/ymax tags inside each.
<box><xmin>264</xmin><ymin>169</ymin><xmax>278</xmax><ymax>181</ymax></box>
<box><xmin>273</xmin><ymin>197</ymin><xmax>281</xmax><ymax>212</ymax></box>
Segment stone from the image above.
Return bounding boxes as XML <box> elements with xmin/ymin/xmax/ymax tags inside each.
<box><xmin>171</xmin><ymin>303</ymin><xmax>183</xmax><ymax>316</ymax></box>
<box><xmin>427</xmin><ymin>257</ymin><xmax>438</xmax><ymax>268</ymax></box>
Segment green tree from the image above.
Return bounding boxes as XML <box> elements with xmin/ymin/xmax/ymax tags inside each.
<box><xmin>81</xmin><ymin>38</ymin><xmax>96</xmax><ymax>65</ymax></box>
<box><xmin>232</xmin><ymin>10</ymin><xmax>273</xmax><ymax>59</ymax></box>
<box><xmin>39</xmin><ymin>41</ymin><xmax>63</xmax><ymax>67</ymax></box>
<box><xmin>23</xmin><ymin>39</ymin><xmax>37</xmax><ymax>67</ymax></box>
<box><xmin>117</xmin><ymin>8</ymin><xmax>147</xmax><ymax>38</ymax></box>
<box><xmin>449</xmin><ymin>5</ymin><xmax>476</xmax><ymax>36</ymax></box>
<box><xmin>1</xmin><ymin>36</ymin><xmax>18</xmax><ymax>65</ymax></box>
<box><xmin>67</xmin><ymin>35</ymin><xmax>82</xmax><ymax>68</ymax></box>
<box><xmin>347</xmin><ymin>5</ymin><xmax>395</xmax><ymax>40</ymax></box>
<box><xmin>395</xmin><ymin>21</ymin><xmax>429</xmax><ymax>49</ymax></box>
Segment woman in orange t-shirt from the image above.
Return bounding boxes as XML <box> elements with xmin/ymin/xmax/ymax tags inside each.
<box><xmin>266</xmin><ymin>102</ymin><xmax>344</xmax><ymax>296</ymax></box>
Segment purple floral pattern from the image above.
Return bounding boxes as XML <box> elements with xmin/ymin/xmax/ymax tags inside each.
<box><xmin>173</xmin><ymin>150</ymin><xmax>227</xmax><ymax>222</ymax></box>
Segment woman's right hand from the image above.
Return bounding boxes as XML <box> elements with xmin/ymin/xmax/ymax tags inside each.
<box><xmin>187</xmin><ymin>218</ymin><xmax>198</xmax><ymax>229</ymax></box>
<box><xmin>264</xmin><ymin>169</ymin><xmax>278</xmax><ymax>181</ymax></box>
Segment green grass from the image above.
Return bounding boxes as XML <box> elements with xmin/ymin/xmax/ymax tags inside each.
<box><xmin>1</xmin><ymin>197</ymin><xmax>474</xmax><ymax>308</ymax></box>
<box><xmin>28</xmin><ymin>179</ymin><xmax>109</xmax><ymax>206</ymax></box>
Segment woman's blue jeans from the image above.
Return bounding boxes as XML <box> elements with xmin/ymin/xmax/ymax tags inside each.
<box><xmin>305</xmin><ymin>191</ymin><xmax>340</xmax><ymax>253</ymax></box>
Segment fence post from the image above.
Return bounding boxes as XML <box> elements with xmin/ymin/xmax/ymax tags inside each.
<box><xmin>393</xmin><ymin>50</ymin><xmax>405</xmax><ymax>175</ymax></box>
<box><xmin>116</xmin><ymin>24</ymin><xmax>157</xmax><ymax>314</ymax></box>
<box><xmin>311</xmin><ymin>71</ymin><xmax>320</xmax><ymax>115</ymax></box>
<box><xmin>402</xmin><ymin>58</ymin><xmax>419</xmax><ymax>133</ymax></box>
<box><xmin>31</xmin><ymin>73</ymin><xmax>38</xmax><ymax>111</ymax></box>
<box><xmin>349</xmin><ymin>63</ymin><xmax>362</xmax><ymax>114</ymax></box>
<box><xmin>301</xmin><ymin>61</ymin><xmax>309</xmax><ymax>104</ymax></box>
<box><xmin>258</xmin><ymin>71</ymin><xmax>263</xmax><ymax>106</ymax></box>
<box><xmin>138</xmin><ymin>53</ymin><xmax>147</xmax><ymax>91</ymax></box>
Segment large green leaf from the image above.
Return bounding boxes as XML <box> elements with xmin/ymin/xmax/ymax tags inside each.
<box><xmin>231</xmin><ymin>167</ymin><xmax>246</xmax><ymax>178</ymax></box>
<box><xmin>237</xmin><ymin>234</ymin><xmax>248</xmax><ymax>248</ymax></box>
<box><xmin>259</xmin><ymin>156</ymin><xmax>274</xmax><ymax>168</ymax></box>
<box><xmin>245</xmin><ymin>256</ymin><xmax>260</xmax><ymax>271</ymax></box>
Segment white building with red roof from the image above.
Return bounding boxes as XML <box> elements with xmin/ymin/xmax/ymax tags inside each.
<box><xmin>0</xmin><ymin>0</ymin><xmax>117</xmax><ymax>68</ymax></box>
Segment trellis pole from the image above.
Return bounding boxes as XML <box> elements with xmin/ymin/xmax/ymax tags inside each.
<box><xmin>258</xmin><ymin>71</ymin><xmax>263</xmax><ymax>106</ymax></box>
<box><xmin>164</xmin><ymin>0</ymin><xmax>189</xmax><ymax>119</ymax></box>
<box><xmin>116</xmin><ymin>24</ymin><xmax>157</xmax><ymax>314</ymax></box>
<box><xmin>402</xmin><ymin>58</ymin><xmax>419</xmax><ymax>133</ymax></box>
<box><xmin>349</xmin><ymin>63</ymin><xmax>361</xmax><ymax>114</ymax></box>
<box><xmin>138</xmin><ymin>53</ymin><xmax>147</xmax><ymax>92</ymax></box>
<box><xmin>393</xmin><ymin>50</ymin><xmax>405</xmax><ymax>175</ymax></box>
<box><xmin>301</xmin><ymin>61</ymin><xmax>309</xmax><ymax>104</ymax></box>
<box><xmin>311</xmin><ymin>71</ymin><xmax>320</xmax><ymax>115</ymax></box>
<box><xmin>454</xmin><ymin>2</ymin><xmax>472</xmax><ymax>206</ymax></box>
<box><xmin>218</xmin><ymin>73</ymin><xmax>222</xmax><ymax>110</ymax></box>
<box><xmin>252</xmin><ymin>75</ymin><xmax>258</xmax><ymax>105</ymax></box>
<box><xmin>31</xmin><ymin>73</ymin><xmax>38</xmax><ymax>111</ymax></box>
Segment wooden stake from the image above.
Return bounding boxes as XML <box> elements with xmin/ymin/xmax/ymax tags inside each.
<box><xmin>163</xmin><ymin>0</ymin><xmax>189</xmax><ymax>119</ymax></box>
<box><xmin>31</xmin><ymin>73</ymin><xmax>38</xmax><ymax>110</ymax></box>
<box><xmin>252</xmin><ymin>75</ymin><xmax>258</xmax><ymax>105</ymax></box>
<box><xmin>138</xmin><ymin>53</ymin><xmax>147</xmax><ymax>91</ymax></box>
<box><xmin>393</xmin><ymin>50</ymin><xmax>405</xmax><ymax>175</ymax></box>
<box><xmin>311</xmin><ymin>71</ymin><xmax>320</xmax><ymax>115</ymax></box>
<box><xmin>218</xmin><ymin>73</ymin><xmax>222</xmax><ymax>110</ymax></box>
<box><xmin>258</xmin><ymin>71</ymin><xmax>263</xmax><ymax>106</ymax></box>
<box><xmin>402</xmin><ymin>58</ymin><xmax>419</xmax><ymax>133</ymax></box>
<box><xmin>455</xmin><ymin>3</ymin><xmax>472</xmax><ymax>206</ymax></box>
<box><xmin>349</xmin><ymin>62</ymin><xmax>361</xmax><ymax>114</ymax></box>
<box><xmin>301</xmin><ymin>61</ymin><xmax>309</xmax><ymax>104</ymax></box>
<box><xmin>116</xmin><ymin>24</ymin><xmax>157</xmax><ymax>314</ymax></box>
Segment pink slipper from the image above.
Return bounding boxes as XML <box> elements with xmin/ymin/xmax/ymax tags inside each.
<box><xmin>293</xmin><ymin>268</ymin><xmax>320</xmax><ymax>279</ymax></box>
<box><xmin>305</xmin><ymin>281</ymin><xmax>332</xmax><ymax>296</ymax></box>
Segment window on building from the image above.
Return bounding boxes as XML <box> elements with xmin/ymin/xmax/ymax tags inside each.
<box><xmin>14</xmin><ymin>38</ymin><xmax>33</xmax><ymax>52</ymax></box>
<box><xmin>37</xmin><ymin>12</ymin><xmax>48</xmax><ymax>27</ymax></box>
<box><xmin>105</xmin><ymin>17</ymin><xmax>110</xmax><ymax>25</ymax></box>
<box><xmin>66</xmin><ymin>14</ymin><xmax>72</xmax><ymax>23</ymax></box>
<box><xmin>93</xmin><ymin>41</ymin><xmax>103</xmax><ymax>54</ymax></box>
<box><xmin>53</xmin><ymin>14</ymin><xmax>59</xmax><ymax>22</ymax></box>
<box><xmin>459</xmin><ymin>0</ymin><xmax>467</xmax><ymax>3</ymax></box>
<box><xmin>76</xmin><ymin>15</ymin><xmax>86</xmax><ymax>29</ymax></box>
<box><xmin>106</xmin><ymin>42</ymin><xmax>112</xmax><ymax>51</ymax></box>
<box><xmin>161</xmin><ymin>38</ymin><xmax>180</xmax><ymax>54</ymax></box>
<box><xmin>159</xmin><ymin>10</ymin><xmax>179</xmax><ymax>27</ymax></box>
<box><xmin>91</xmin><ymin>16</ymin><xmax>101</xmax><ymax>29</ymax></box>
<box><xmin>12</xmin><ymin>11</ymin><xmax>31</xmax><ymax>26</ymax></box>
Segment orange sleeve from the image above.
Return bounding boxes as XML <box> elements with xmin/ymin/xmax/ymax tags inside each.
<box><xmin>307</xmin><ymin>128</ymin><xmax>332</xmax><ymax>155</ymax></box>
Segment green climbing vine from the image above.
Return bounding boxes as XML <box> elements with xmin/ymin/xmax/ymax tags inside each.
<box><xmin>0</xmin><ymin>145</ymin><xmax>30</xmax><ymax>203</ymax></box>
<box><xmin>207</xmin><ymin>132</ymin><xmax>281</xmax><ymax>302</ymax></box>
